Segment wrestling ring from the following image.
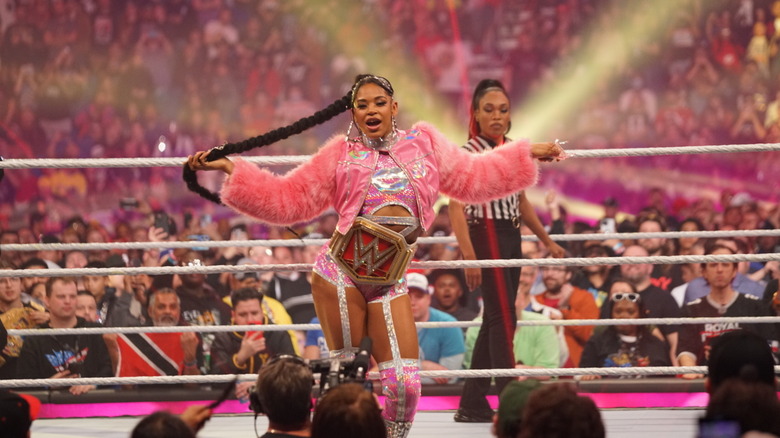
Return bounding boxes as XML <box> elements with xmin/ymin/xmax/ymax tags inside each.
<box><xmin>1</xmin><ymin>143</ymin><xmax>780</xmax><ymax>437</ymax></box>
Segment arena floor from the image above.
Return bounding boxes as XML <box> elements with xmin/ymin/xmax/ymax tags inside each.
<box><xmin>31</xmin><ymin>409</ymin><xmax>702</xmax><ymax>437</ymax></box>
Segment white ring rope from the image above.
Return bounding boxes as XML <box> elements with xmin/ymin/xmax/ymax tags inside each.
<box><xmin>1</xmin><ymin>253</ymin><xmax>776</xmax><ymax>278</ymax></box>
<box><xmin>3</xmin><ymin>230</ymin><xmax>779</xmax><ymax>252</ymax></box>
<box><xmin>1</xmin><ymin>143</ymin><xmax>779</xmax><ymax>170</ymax></box>
<box><xmin>7</xmin><ymin>316</ymin><xmax>780</xmax><ymax>337</ymax></box>
<box><xmin>3</xmin><ymin>365</ymin><xmax>780</xmax><ymax>389</ymax></box>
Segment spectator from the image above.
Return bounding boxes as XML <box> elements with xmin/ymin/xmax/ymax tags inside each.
<box><xmin>226</xmin><ymin>257</ymin><xmax>260</xmax><ymax>293</ymax></box>
<box><xmin>579</xmin><ymin>283</ymin><xmax>671</xmax><ymax>378</ymax></box>
<box><xmin>684</xmin><ymin>238</ymin><xmax>766</xmax><ymax>303</ymax></box>
<box><xmin>678</xmin><ymin>245</ymin><xmax>777</xmax><ymax>379</ymax></box>
<box><xmin>175</xmin><ymin>250</ymin><xmax>231</xmax><ymax>326</ymax></box>
<box><xmin>251</xmin><ymin>354</ymin><xmax>313</xmax><ymax>438</ymax></box>
<box><xmin>429</xmin><ymin>269</ymin><xmax>477</xmax><ymax>322</ymax></box>
<box><xmin>407</xmin><ymin>272</ymin><xmax>465</xmax><ymax>384</ymax></box>
<box><xmin>19</xmin><ymin>258</ymin><xmax>48</xmax><ymax>297</ymax></box>
<box><xmin>707</xmin><ymin>329</ymin><xmax>776</xmax><ymax>392</ymax></box>
<box><xmin>224</xmin><ymin>257</ymin><xmax>300</xmax><ymax>355</ymax></box>
<box><xmin>16</xmin><ymin>277</ymin><xmax>112</xmax><ymax>394</ymax></box>
<box><xmin>247</xmin><ymin>246</ymin><xmax>276</xmax><ymax>291</ymax></box>
<box><xmin>75</xmin><ymin>290</ymin><xmax>98</xmax><ymax>323</ymax></box>
<box><xmin>701</xmin><ymin>330</ymin><xmax>780</xmax><ymax>436</ymax></box>
<box><xmin>636</xmin><ymin>215</ymin><xmax>673</xmax><ymax>291</ymax></box>
<box><xmin>702</xmin><ymin>378</ymin><xmax>780</xmax><ymax>437</ymax></box>
<box><xmin>311</xmin><ymin>382</ymin><xmax>385</xmax><ymax>438</ymax></box>
<box><xmin>518</xmin><ymin>382</ymin><xmax>605</xmax><ymax>438</ymax></box>
<box><xmin>571</xmin><ymin>244</ymin><xmax>617</xmax><ymax>309</ymax></box>
<box><xmin>0</xmin><ymin>260</ymin><xmax>48</xmax><ymax>379</ymax></box>
<box><xmin>536</xmin><ymin>262</ymin><xmax>599</xmax><ymax>367</ymax></box>
<box><xmin>115</xmin><ymin>288</ymin><xmax>202</xmax><ymax>378</ymax></box>
<box><xmin>522</xmin><ymin>262</ymin><xmax>569</xmax><ymax>366</ymax></box>
<box><xmin>210</xmin><ymin>288</ymin><xmax>295</xmax><ymax>385</ymax></box>
<box><xmin>492</xmin><ymin>379</ymin><xmax>542</xmax><ymax>438</ymax></box>
<box><xmin>0</xmin><ymin>390</ymin><xmax>41</xmax><ymax>438</ymax></box>
<box><xmin>0</xmin><ymin>230</ymin><xmax>22</xmax><ymax>266</ymax></box>
<box><xmin>266</xmin><ymin>246</ymin><xmax>316</xmax><ymax>325</ymax></box>
<box><xmin>303</xmin><ymin>316</ymin><xmax>328</xmax><ymax>360</ymax></box>
<box><xmin>93</xmin><ymin>256</ymin><xmax>146</xmax><ymax>327</ymax></box>
<box><xmin>608</xmin><ymin>245</ymin><xmax>681</xmax><ymax>365</ymax></box>
<box><xmin>222</xmin><ymin>255</ymin><xmax>299</xmax><ymax>354</ymax></box>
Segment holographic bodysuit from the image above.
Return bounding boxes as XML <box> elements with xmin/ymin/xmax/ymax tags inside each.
<box><xmin>313</xmin><ymin>152</ymin><xmax>420</xmax><ymax>303</ymax></box>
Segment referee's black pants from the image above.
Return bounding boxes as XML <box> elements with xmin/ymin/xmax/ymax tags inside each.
<box><xmin>458</xmin><ymin>219</ymin><xmax>521</xmax><ymax>413</ymax></box>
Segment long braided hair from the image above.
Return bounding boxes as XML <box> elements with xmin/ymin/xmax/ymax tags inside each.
<box><xmin>183</xmin><ymin>74</ymin><xmax>395</xmax><ymax>204</ymax></box>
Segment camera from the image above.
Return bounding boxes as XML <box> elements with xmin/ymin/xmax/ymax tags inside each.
<box><xmin>308</xmin><ymin>337</ymin><xmax>372</xmax><ymax>399</ymax></box>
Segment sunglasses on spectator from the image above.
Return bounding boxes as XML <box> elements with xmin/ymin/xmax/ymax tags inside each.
<box><xmin>611</xmin><ymin>293</ymin><xmax>640</xmax><ymax>303</ymax></box>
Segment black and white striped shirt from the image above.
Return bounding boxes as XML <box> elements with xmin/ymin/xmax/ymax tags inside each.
<box><xmin>462</xmin><ymin>136</ymin><xmax>519</xmax><ymax>221</ymax></box>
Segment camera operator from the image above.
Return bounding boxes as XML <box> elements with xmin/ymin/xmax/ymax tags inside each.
<box><xmin>311</xmin><ymin>382</ymin><xmax>385</xmax><ymax>438</ymax></box>
<box><xmin>251</xmin><ymin>355</ymin><xmax>313</xmax><ymax>438</ymax></box>
<box><xmin>16</xmin><ymin>277</ymin><xmax>112</xmax><ymax>395</ymax></box>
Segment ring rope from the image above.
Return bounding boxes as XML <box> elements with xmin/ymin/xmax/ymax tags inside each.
<box><xmin>2</xmin><ymin>253</ymin><xmax>776</xmax><ymax>278</ymax></box>
<box><xmin>1</xmin><ymin>143</ymin><xmax>779</xmax><ymax>170</ymax></box>
<box><xmin>7</xmin><ymin>316</ymin><xmax>780</xmax><ymax>337</ymax></box>
<box><xmin>4</xmin><ymin>229</ymin><xmax>779</xmax><ymax>252</ymax></box>
<box><xmin>0</xmin><ymin>365</ymin><xmax>775</xmax><ymax>389</ymax></box>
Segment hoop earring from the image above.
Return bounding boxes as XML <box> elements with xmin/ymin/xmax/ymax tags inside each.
<box><xmin>345</xmin><ymin>120</ymin><xmax>354</xmax><ymax>141</ymax></box>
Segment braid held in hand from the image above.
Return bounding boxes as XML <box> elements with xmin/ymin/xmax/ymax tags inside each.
<box><xmin>183</xmin><ymin>93</ymin><xmax>353</xmax><ymax>204</ymax></box>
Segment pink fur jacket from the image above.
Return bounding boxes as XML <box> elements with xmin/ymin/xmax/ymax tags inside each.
<box><xmin>220</xmin><ymin>122</ymin><xmax>538</xmax><ymax>233</ymax></box>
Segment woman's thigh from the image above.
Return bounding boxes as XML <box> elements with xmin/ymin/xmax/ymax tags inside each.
<box><xmin>366</xmin><ymin>294</ymin><xmax>419</xmax><ymax>363</ymax></box>
<box><xmin>311</xmin><ymin>272</ymin><xmax>368</xmax><ymax>351</ymax></box>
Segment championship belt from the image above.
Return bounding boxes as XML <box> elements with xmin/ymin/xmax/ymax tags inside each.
<box><xmin>0</xmin><ymin>307</ymin><xmax>36</xmax><ymax>367</ymax></box>
<box><xmin>329</xmin><ymin>216</ymin><xmax>417</xmax><ymax>286</ymax></box>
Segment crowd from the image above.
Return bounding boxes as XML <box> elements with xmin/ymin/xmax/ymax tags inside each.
<box><xmin>0</xmin><ymin>190</ymin><xmax>778</xmax><ymax>384</ymax></box>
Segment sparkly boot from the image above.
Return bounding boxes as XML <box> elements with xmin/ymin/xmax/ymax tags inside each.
<box><xmin>379</xmin><ymin>359</ymin><xmax>420</xmax><ymax>438</ymax></box>
<box><xmin>384</xmin><ymin>419</ymin><xmax>413</xmax><ymax>438</ymax></box>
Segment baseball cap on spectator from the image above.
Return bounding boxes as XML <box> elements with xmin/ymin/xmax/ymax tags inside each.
<box><xmin>707</xmin><ymin>329</ymin><xmax>776</xmax><ymax>392</ymax></box>
<box><xmin>496</xmin><ymin>380</ymin><xmax>542</xmax><ymax>438</ymax></box>
<box><xmin>406</xmin><ymin>273</ymin><xmax>430</xmax><ymax>294</ymax></box>
<box><xmin>234</xmin><ymin>257</ymin><xmax>259</xmax><ymax>281</ymax></box>
<box><xmin>0</xmin><ymin>391</ymin><xmax>41</xmax><ymax>438</ymax></box>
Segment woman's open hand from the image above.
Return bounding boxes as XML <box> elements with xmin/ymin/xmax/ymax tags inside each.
<box><xmin>186</xmin><ymin>150</ymin><xmax>234</xmax><ymax>175</ymax></box>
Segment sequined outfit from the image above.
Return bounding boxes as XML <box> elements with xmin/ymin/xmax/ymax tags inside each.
<box><xmin>313</xmin><ymin>135</ymin><xmax>422</xmax><ymax>436</ymax></box>
<box><xmin>220</xmin><ymin>121</ymin><xmax>540</xmax><ymax>438</ymax></box>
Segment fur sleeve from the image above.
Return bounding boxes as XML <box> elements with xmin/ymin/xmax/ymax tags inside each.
<box><xmin>220</xmin><ymin>136</ymin><xmax>342</xmax><ymax>226</ymax></box>
<box><xmin>416</xmin><ymin>122</ymin><xmax>539</xmax><ymax>203</ymax></box>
